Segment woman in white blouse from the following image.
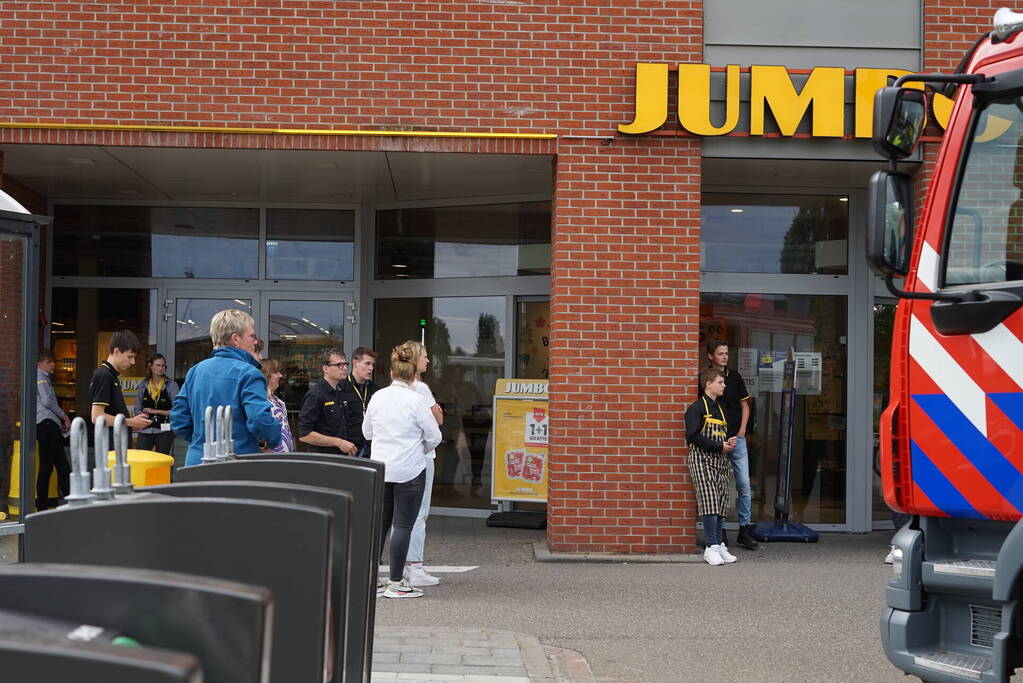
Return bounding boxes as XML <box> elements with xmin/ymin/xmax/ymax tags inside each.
<box><xmin>363</xmin><ymin>341</ymin><xmax>442</xmax><ymax>599</ymax></box>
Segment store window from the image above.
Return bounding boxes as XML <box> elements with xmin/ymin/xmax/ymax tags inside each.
<box><xmin>374</xmin><ymin>296</ymin><xmax>505</xmax><ymax>509</ymax></box>
<box><xmin>375</xmin><ymin>201</ymin><xmax>551</xmax><ymax>280</ymax></box>
<box><xmin>516</xmin><ymin>299</ymin><xmax>549</xmax><ymax>379</ymax></box>
<box><xmin>50</xmin><ymin>287</ymin><xmax>159</xmax><ymax>419</ymax></box>
<box><xmin>701</xmin><ymin>194</ymin><xmax>848</xmax><ymax>274</ymax></box>
<box><xmin>52</xmin><ymin>205</ymin><xmax>259</xmax><ymax>278</ymax></box>
<box><xmin>266</xmin><ymin>209</ymin><xmax>355</xmax><ymax>281</ymax></box>
<box><xmin>700</xmin><ymin>292</ymin><xmax>848</xmax><ymax>524</ymax></box>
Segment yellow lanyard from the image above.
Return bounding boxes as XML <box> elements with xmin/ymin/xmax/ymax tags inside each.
<box><xmin>349</xmin><ymin>375</ymin><xmax>368</xmax><ymax>411</ymax></box>
<box><xmin>701</xmin><ymin>396</ymin><xmax>727</xmax><ymax>429</ymax></box>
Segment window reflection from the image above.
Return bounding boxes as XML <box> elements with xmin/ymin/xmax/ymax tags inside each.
<box><xmin>52</xmin><ymin>205</ymin><xmax>259</xmax><ymax>278</ymax></box>
<box><xmin>701</xmin><ymin>194</ymin><xmax>848</xmax><ymax>274</ymax></box>
<box><xmin>1</xmin><ymin>236</ymin><xmax>25</xmax><ymax>522</ymax></box>
<box><xmin>375</xmin><ymin>201</ymin><xmax>551</xmax><ymax>279</ymax></box>
<box><xmin>266</xmin><ymin>209</ymin><xmax>355</xmax><ymax>281</ymax></box>
<box><xmin>374</xmin><ymin>296</ymin><xmax>505</xmax><ymax>509</ymax></box>
<box><xmin>700</xmin><ymin>292</ymin><xmax>848</xmax><ymax>524</ymax></box>
<box><xmin>173</xmin><ymin>298</ymin><xmax>252</xmax><ymax>383</ymax></box>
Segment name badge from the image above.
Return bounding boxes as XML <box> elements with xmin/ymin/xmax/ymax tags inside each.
<box><xmin>160</xmin><ymin>423</ymin><xmax>171</xmax><ymax>432</ymax></box>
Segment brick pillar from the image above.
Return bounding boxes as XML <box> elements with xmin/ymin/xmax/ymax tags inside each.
<box><xmin>547</xmin><ymin>137</ymin><xmax>702</xmax><ymax>554</ymax></box>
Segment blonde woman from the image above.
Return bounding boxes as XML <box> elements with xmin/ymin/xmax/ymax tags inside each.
<box><xmin>363</xmin><ymin>341</ymin><xmax>442</xmax><ymax>598</ymax></box>
<box><xmin>404</xmin><ymin>341</ymin><xmax>444</xmax><ymax>587</ymax></box>
<box><xmin>260</xmin><ymin>358</ymin><xmax>294</xmax><ymax>453</ymax></box>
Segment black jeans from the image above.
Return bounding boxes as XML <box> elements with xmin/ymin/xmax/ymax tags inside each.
<box><xmin>379</xmin><ymin>469</ymin><xmax>426</xmax><ymax>582</ymax></box>
<box><xmin>36</xmin><ymin>419</ymin><xmax>69</xmax><ymax>508</ymax></box>
<box><xmin>137</xmin><ymin>430</ymin><xmax>175</xmax><ymax>455</ymax></box>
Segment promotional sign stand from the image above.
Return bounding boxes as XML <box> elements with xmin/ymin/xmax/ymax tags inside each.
<box><xmin>752</xmin><ymin>349</ymin><xmax>820</xmax><ymax>543</ymax></box>
<box><xmin>486</xmin><ymin>379</ymin><xmax>549</xmax><ymax>529</ymax></box>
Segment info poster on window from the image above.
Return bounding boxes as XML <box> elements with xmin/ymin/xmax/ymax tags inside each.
<box><xmin>492</xmin><ymin>378</ymin><xmax>549</xmax><ymax>502</ymax></box>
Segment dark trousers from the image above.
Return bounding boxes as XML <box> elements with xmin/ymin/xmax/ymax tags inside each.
<box><xmin>36</xmin><ymin>419</ymin><xmax>69</xmax><ymax>508</ymax></box>
<box><xmin>137</xmin><ymin>430</ymin><xmax>175</xmax><ymax>455</ymax></box>
<box><xmin>379</xmin><ymin>469</ymin><xmax>426</xmax><ymax>582</ymax></box>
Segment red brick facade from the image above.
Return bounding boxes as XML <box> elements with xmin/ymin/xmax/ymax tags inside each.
<box><xmin>0</xmin><ymin>2</ymin><xmax>703</xmax><ymax>552</ymax></box>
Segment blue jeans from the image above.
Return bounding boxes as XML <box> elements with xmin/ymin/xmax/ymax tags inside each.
<box><xmin>728</xmin><ymin>436</ymin><xmax>752</xmax><ymax>526</ymax></box>
<box><xmin>407</xmin><ymin>457</ymin><xmax>434</xmax><ymax>563</ymax></box>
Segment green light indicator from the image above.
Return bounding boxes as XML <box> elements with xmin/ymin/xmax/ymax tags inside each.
<box><xmin>419</xmin><ymin>319</ymin><xmax>427</xmax><ymax>326</ymax></box>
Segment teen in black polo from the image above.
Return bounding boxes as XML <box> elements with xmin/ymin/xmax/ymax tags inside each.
<box><xmin>89</xmin><ymin>329</ymin><xmax>153</xmax><ymax>452</ymax></box>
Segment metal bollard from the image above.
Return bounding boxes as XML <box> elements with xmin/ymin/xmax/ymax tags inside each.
<box><xmin>112</xmin><ymin>415</ymin><xmax>134</xmax><ymax>495</ymax></box>
<box><xmin>65</xmin><ymin>418</ymin><xmax>94</xmax><ymax>507</ymax></box>
<box><xmin>201</xmin><ymin>406</ymin><xmax>216</xmax><ymax>464</ymax></box>
<box><xmin>90</xmin><ymin>417</ymin><xmax>114</xmax><ymax>501</ymax></box>
<box><xmin>214</xmin><ymin>406</ymin><xmax>225</xmax><ymax>461</ymax></box>
<box><xmin>217</xmin><ymin>405</ymin><xmax>233</xmax><ymax>461</ymax></box>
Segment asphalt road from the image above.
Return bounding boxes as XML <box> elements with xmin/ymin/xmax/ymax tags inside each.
<box><xmin>375</xmin><ymin>517</ymin><xmax>903</xmax><ymax>682</ymax></box>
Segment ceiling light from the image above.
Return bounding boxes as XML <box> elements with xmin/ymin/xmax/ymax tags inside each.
<box><xmin>838</xmin><ymin>197</ymin><xmax>849</xmax><ymax>202</ymax></box>
<box><xmin>729</xmin><ymin>208</ymin><xmax>744</xmax><ymax>213</ymax></box>
<box><xmin>51</xmin><ymin>321</ymin><xmax>64</xmax><ymax>326</ymax></box>
<box><xmin>395</xmin><ymin>273</ymin><xmax>409</xmax><ymax>278</ymax></box>
<box><xmin>66</xmin><ymin>157</ymin><xmax>95</xmax><ymax>165</ymax></box>
<box><xmin>392</xmin><ymin>264</ymin><xmax>408</xmax><ymax>268</ymax></box>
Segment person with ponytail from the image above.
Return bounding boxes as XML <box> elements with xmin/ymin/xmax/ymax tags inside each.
<box><xmin>363</xmin><ymin>341</ymin><xmax>442</xmax><ymax>599</ymax></box>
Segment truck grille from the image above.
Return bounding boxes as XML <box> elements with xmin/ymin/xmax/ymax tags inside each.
<box><xmin>970</xmin><ymin>604</ymin><xmax>1000</xmax><ymax>648</ymax></box>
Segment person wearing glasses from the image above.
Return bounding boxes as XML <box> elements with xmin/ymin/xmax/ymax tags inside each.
<box><xmin>297</xmin><ymin>348</ymin><xmax>358</xmax><ymax>456</ymax></box>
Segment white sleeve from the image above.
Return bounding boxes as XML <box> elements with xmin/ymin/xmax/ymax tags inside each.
<box><xmin>361</xmin><ymin>404</ymin><xmax>374</xmax><ymax>441</ymax></box>
<box><xmin>415</xmin><ymin>399</ymin><xmax>442</xmax><ymax>454</ymax></box>
<box><xmin>415</xmin><ymin>381</ymin><xmax>437</xmax><ymax>408</ymax></box>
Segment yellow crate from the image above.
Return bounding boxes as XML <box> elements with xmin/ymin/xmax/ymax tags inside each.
<box><xmin>105</xmin><ymin>449</ymin><xmax>174</xmax><ymax>488</ymax></box>
<box><xmin>9</xmin><ymin>439</ymin><xmax>60</xmax><ymax>517</ymax></box>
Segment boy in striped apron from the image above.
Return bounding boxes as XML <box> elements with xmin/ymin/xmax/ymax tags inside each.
<box><xmin>685</xmin><ymin>368</ymin><xmax>739</xmax><ymax>566</ymax></box>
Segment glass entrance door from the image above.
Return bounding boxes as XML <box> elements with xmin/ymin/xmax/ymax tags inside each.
<box><xmin>262</xmin><ymin>294</ymin><xmax>355</xmax><ymax>451</ymax></box>
<box><xmin>166</xmin><ymin>293</ymin><xmax>257</xmax><ymax>386</ymax></box>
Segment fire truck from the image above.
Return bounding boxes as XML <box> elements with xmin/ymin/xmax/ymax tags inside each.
<box><xmin>868</xmin><ymin>9</ymin><xmax>1023</xmax><ymax>682</ymax></box>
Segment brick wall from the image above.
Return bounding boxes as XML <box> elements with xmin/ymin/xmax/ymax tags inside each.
<box><xmin>0</xmin><ymin>1</ymin><xmax>703</xmax><ymax>552</ymax></box>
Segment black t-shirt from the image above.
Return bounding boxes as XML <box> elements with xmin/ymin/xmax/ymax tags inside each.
<box><xmin>297</xmin><ymin>378</ymin><xmax>348</xmax><ymax>455</ymax></box>
<box><xmin>336</xmin><ymin>375</ymin><xmax>379</xmax><ymax>449</ymax></box>
<box><xmin>90</xmin><ymin>360</ymin><xmax>130</xmax><ymax>449</ymax></box>
<box><xmin>90</xmin><ymin>361</ymin><xmax>129</xmax><ymax>422</ymax></box>
<box><xmin>695</xmin><ymin>368</ymin><xmax>750</xmax><ymax>438</ymax></box>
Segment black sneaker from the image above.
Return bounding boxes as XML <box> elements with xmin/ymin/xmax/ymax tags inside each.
<box><xmin>737</xmin><ymin>525</ymin><xmax>759</xmax><ymax>550</ymax></box>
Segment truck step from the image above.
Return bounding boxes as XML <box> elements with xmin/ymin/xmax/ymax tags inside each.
<box><xmin>913</xmin><ymin>650</ymin><xmax>992</xmax><ymax>680</ymax></box>
<box><xmin>932</xmin><ymin>560</ymin><xmax>997</xmax><ymax>578</ymax></box>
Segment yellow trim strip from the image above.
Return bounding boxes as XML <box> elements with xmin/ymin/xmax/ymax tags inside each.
<box><xmin>0</xmin><ymin>122</ymin><xmax>557</xmax><ymax>140</ymax></box>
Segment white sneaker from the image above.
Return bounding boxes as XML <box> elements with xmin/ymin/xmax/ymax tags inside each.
<box><xmin>884</xmin><ymin>545</ymin><xmax>896</xmax><ymax>565</ymax></box>
<box><xmin>405</xmin><ymin>563</ymin><xmax>440</xmax><ymax>587</ymax></box>
<box><xmin>382</xmin><ymin>579</ymin><xmax>423</xmax><ymax>599</ymax></box>
<box><xmin>715</xmin><ymin>544</ymin><xmax>737</xmax><ymax>563</ymax></box>
<box><xmin>375</xmin><ymin>578</ymin><xmax>386</xmax><ymax>597</ymax></box>
<box><xmin>704</xmin><ymin>545</ymin><xmax>725</xmax><ymax>566</ymax></box>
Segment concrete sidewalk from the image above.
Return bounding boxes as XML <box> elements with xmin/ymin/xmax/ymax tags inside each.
<box><xmin>371</xmin><ymin>626</ymin><xmax>580</xmax><ymax>682</ymax></box>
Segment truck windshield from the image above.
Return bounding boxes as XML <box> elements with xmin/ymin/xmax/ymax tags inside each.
<box><xmin>944</xmin><ymin>98</ymin><xmax>1023</xmax><ymax>286</ymax></box>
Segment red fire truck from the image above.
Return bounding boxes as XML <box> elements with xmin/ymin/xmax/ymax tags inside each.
<box><xmin>868</xmin><ymin>9</ymin><xmax>1023</xmax><ymax>682</ymax></box>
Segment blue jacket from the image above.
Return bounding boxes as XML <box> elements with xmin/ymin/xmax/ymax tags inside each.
<box><xmin>171</xmin><ymin>346</ymin><xmax>282</xmax><ymax>466</ymax></box>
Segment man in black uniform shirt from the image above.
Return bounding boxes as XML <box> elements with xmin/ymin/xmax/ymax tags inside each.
<box><xmin>698</xmin><ymin>339</ymin><xmax>758</xmax><ymax>550</ymax></box>
<box><xmin>336</xmin><ymin>346</ymin><xmax>380</xmax><ymax>458</ymax></box>
<box><xmin>298</xmin><ymin>348</ymin><xmax>357</xmax><ymax>456</ymax></box>
<box><xmin>90</xmin><ymin>330</ymin><xmax>152</xmax><ymax>448</ymax></box>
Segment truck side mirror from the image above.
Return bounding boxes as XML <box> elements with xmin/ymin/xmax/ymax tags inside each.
<box><xmin>873</xmin><ymin>87</ymin><xmax>927</xmax><ymax>159</ymax></box>
<box><xmin>868</xmin><ymin>170</ymin><xmax>915</xmax><ymax>277</ymax></box>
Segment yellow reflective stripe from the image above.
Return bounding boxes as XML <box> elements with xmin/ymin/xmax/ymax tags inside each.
<box><xmin>323</xmin><ymin>401</ymin><xmax>335</xmax><ymax>406</ymax></box>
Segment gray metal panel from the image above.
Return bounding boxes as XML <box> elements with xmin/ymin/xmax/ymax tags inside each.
<box><xmin>705</xmin><ymin>0</ymin><xmax>921</xmax><ymax>49</ymax></box>
<box><xmin>702</xmin><ymin>46</ymin><xmax>920</xmax><ymax>71</ymax></box>
<box><xmin>703</xmin><ymin>136</ymin><xmax>884</xmax><ymax>161</ymax></box>
<box><xmin>0</xmin><ymin>563</ymin><xmax>271</xmax><ymax>683</ymax></box>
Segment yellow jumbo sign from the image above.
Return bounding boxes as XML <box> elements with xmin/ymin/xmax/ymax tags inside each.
<box><xmin>619</xmin><ymin>64</ymin><xmax>955</xmax><ymax>137</ymax></box>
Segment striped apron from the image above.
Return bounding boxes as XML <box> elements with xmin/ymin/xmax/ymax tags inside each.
<box><xmin>688</xmin><ymin>396</ymin><xmax>730</xmax><ymax>517</ymax></box>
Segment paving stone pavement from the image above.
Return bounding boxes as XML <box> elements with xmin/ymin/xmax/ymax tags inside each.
<box><xmin>371</xmin><ymin>627</ymin><xmax>560</xmax><ymax>682</ymax></box>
